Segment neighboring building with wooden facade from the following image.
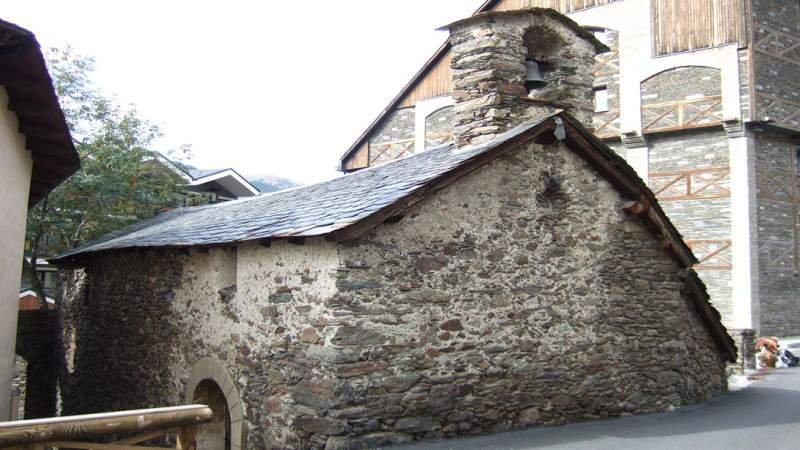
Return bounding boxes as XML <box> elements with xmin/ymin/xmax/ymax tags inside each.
<box><xmin>339</xmin><ymin>0</ymin><xmax>800</xmax><ymax>339</ymax></box>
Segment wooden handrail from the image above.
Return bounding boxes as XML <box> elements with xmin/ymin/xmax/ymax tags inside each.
<box><xmin>0</xmin><ymin>405</ymin><xmax>212</xmax><ymax>448</ymax></box>
<box><xmin>642</xmin><ymin>95</ymin><xmax>723</xmax><ymax>133</ymax></box>
<box><xmin>641</xmin><ymin>95</ymin><xmax>721</xmax><ymax>110</ymax></box>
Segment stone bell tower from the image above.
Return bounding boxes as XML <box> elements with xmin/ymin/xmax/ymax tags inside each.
<box><xmin>442</xmin><ymin>9</ymin><xmax>608</xmax><ymax>147</ymax></box>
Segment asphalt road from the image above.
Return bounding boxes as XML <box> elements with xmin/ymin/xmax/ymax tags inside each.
<box><xmin>395</xmin><ymin>368</ymin><xmax>800</xmax><ymax>450</ymax></box>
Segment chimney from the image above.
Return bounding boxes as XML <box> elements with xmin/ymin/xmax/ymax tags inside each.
<box><xmin>443</xmin><ymin>9</ymin><xmax>608</xmax><ymax>147</ymax></box>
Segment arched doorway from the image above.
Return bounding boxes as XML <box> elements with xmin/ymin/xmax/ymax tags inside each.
<box><xmin>193</xmin><ymin>379</ymin><xmax>231</xmax><ymax>450</ymax></box>
<box><xmin>185</xmin><ymin>358</ymin><xmax>246</xmax><ymax>450</ymax></box>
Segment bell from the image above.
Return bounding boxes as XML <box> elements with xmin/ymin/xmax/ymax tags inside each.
<box><xmin>525</xmin><ymin>59</ymin><xmax>547</xmax><ymax>90</ymax></box>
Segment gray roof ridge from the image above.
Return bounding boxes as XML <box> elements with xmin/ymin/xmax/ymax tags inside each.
<box><xmin>51</xmin><ymin>113</ymin><xmax>559</xmax><ymax>263</ymax></box>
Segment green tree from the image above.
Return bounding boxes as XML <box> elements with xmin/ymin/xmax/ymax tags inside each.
<box><xmin>24</xmin><ymin>47</ymin><xmax>190</xmax><ymax>308</ymax></box>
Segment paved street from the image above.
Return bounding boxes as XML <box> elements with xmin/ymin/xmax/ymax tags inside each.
<box><xmin>397</xmin><ymin>369</ymin><xmax>800</xmax><ymax>450</ymax></box>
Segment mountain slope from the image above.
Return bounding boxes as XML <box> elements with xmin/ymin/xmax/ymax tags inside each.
<box><xmin>248</xmin><ymin>174</ymin><xmax>300</xmax><ymax>193</ymax></box>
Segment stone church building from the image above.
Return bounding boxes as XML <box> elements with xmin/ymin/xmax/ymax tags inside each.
<box><xmin>54</xmin><ymin>9</ymin><xmax>736</xmax><ymax>450</ymax></box>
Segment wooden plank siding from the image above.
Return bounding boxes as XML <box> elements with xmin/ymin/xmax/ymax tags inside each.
<box><xmin>399</xmin><ymin>53</ymin><xmax>452</xmax><ymax>108</ymax></box>
<box><xmin>343</xmin><ymin>142</ymin><xmax>369</xmax><ymax>171</ymax></box>
<box><xmin>493</xmin><ymin>0</ymin><xmax>621</xmax><ymax>12</ymax></box>
<box><xmin>652</xmin><ymin>0</ymin><xmax>748</xmax><ymax>56</ymax></box>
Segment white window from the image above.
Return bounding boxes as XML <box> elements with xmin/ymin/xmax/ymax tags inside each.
<box><xmin>594</xmin><ymin>87</ymin><xmax>609</xmax><ymax>113</ymax></box>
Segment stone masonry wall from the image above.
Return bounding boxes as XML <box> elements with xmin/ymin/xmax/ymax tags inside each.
<box><xmin>646</xmin><ymin>129</ymin><xmax>732</xmax><ymax>323</ymax></box>
<box><xmin>320</xmin><ymin>139</ymin><xmax>729</xmax><ymax>448</ymax></box>
<box><xmin>369</xmin><ymin>108</ymin><xmax>415</xmax><ymax>165</ymax></box>
<box><xmin>738</xmin><ymin>49</ymin><xmax>751</xmax><ymax>121</ymax></box>
<box><xmin>592</xmin><ymin>28</ymin><xmax>621</xmax><ymax>139</ymax></box>
<box><xmin>641</xmin><ymin>67</ymin><xmax>723</xmax><ymax>131</ymax></box>
<box><xmin>641</xmin><ymin>67</ymin><xmax>722</xmax><ymax>105</ymax></box>
<box><xmin>62</xmin><ymin>241</ymin><xmax>343</xmax><ymax>449</ymax></box>
<box><xmin>751</xmin><ymin>0</ymin><xmax>800</xmax><ymax>130</ymax></box>
<box><xmin>424</xmin><ymin>106</ymin><xmax>455</xmax><ymax>149</ymax></box>
<box><xmin>449</xmin><ymin>11</ymin><xmax>597</xmax><ymax>146</ymax></box>
<box><xmin>754</xmin><ymin>130</ymin><xmax>800</xmax><ymax>336</ymax></box>
<box><xmin>11</xmin><ymin>356</ymin><xmax>26</xmax><ymax>420</ymax></box>
<box><xmin>61</xmin><ymin>250</ymin><xmax>188</xmax><ymax>416</ymax></box>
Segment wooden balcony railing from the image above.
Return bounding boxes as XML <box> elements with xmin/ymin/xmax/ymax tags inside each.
<box><xmin>758</xmin><ymin>93</ymin><xmax>800</xmax><ymax>130</ymax></box>
<box><xmin>593</xmin><ymin>49</ymin><xmax>619</xmax><ymax>77</ymax></box>
<box><xmin>642</xmin><ymin>96</ymin><xmax>723</xmax><ymax>133</ymax></box>
<box><xmin>592</xmin><ymin>111</ymin><xmax>621</xmax><ymax>139</ymax></box>
<box><xmin>368</xmin><ymin>138</ymin><xmax>415</xmax><ymax>165</ymax></box>
<box><xmin>649</xmin><ymin>167</ymin><xmax>730</xmax><ymax>201</ymax></box>
<box><xmin>685</xmin><ymin>239</ymin><xmax>732</xmax><ymax>270</ymax></box>
<box><xmin>0</xmin><ymin>405</ymin><xmax>212</xmax><ymax>450</ymax></box>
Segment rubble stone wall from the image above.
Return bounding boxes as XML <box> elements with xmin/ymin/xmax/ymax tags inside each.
<box><xmin>321</xmin><ymin>139</ymin><xmax>729</xmax><ymax>448</ymax></box>
<box><xmin>450</xmin><ymin>11</ymin><xmax>597</xmax><ymax>146</ymax></box>
<box><xmin>11</xmin><ymin>356</ymin><xmax>26</xmax><ymax>420</ymax></box>
<box><xmin>640</xmin><ymin>66</ymin><xmax>723</xmax><ymax>132</ymax></box>
<box><xmin>61</xmin><ymin>250</ymin><xmax>188</xmax><ymax>416</ymax></box>
<box><xmin>62</xmin><ymin>241</ymin><xmax>342</xmax><ymax>449</ymax></box>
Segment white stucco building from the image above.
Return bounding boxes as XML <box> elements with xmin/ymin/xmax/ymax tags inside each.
<box><xmin>0</xmin><ymin>19</ymin><xmax>79</xmax><ymax>420</ymax></box>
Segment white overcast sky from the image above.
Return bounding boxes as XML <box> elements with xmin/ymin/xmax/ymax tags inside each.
<box><xmin>3</xmin><ymin>1</ymin><xmax>485</xmax><ymax>184</ymax></box>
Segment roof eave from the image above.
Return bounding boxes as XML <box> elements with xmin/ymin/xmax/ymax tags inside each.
<box><xmin>0</xmin><ymin>18</ymin><xmax>80</xmax><ymax>206</ymax></box>
<box><xmin>189</xmin><ymin>169</ymin><xmax>261</xmax><ymax>196</ymax></box>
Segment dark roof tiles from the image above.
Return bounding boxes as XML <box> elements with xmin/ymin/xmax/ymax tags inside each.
<box><xmin>53</xmin><ymin>115</ymin><xmax>557</xmax><ymax>262</ymax></box>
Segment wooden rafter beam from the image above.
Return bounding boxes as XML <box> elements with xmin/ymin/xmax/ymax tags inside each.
<box><xmin>650</xmin><ymin>173</ymin><xmax>687</xmax><ymax>197</ymax></box>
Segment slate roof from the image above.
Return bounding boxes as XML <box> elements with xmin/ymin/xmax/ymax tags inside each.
<box><xmin>53</xmin><ymin>114</ymin><xmax>558</xmax><ymax>262</ymax></box>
